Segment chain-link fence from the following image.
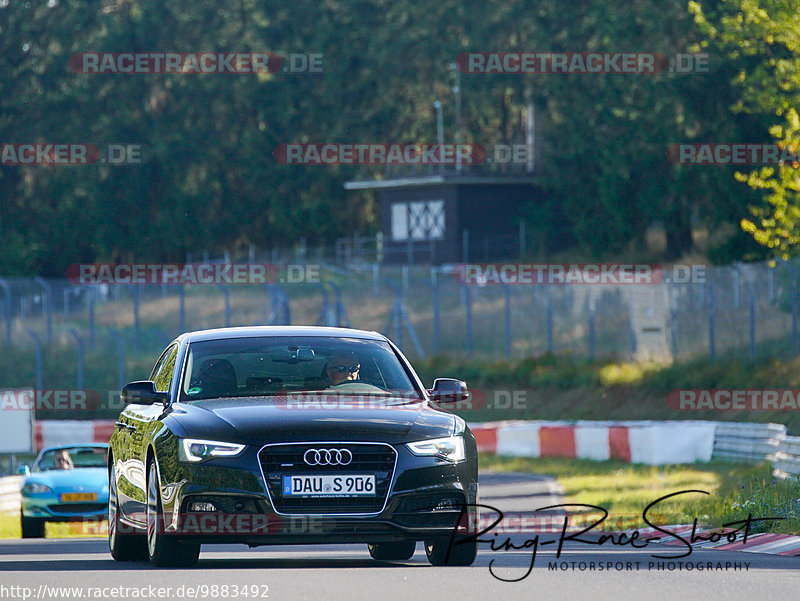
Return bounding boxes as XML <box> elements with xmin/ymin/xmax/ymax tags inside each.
<box><xmin>1</xmin><ymin>260</ymin><xmax>799</xmax><ymax>396</ymax></box>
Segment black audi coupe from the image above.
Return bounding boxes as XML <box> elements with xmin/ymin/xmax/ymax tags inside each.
<box><xmin>108</xmin><ymin>326</ymin><xmax>479</xmax><ymax>567</ymax></box>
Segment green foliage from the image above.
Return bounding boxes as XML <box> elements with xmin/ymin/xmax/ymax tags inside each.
<box><xmin>690</xmin><ymin>0</ymin><xmax>800</xmax><ymax>257</ymax></box>
<box><xmin>0</xmin><ymin>0</ymin><xmax>782</xmax><ymax>274</ymax></box>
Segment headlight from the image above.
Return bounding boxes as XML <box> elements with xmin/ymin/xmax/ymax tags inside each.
<box><xmin>407</xmin><ymin>436</ymin><xmax>466</xmax><ymax>462</ymax></box>
<box><xmin>179</xmin><ymin>439</ymin><xmax>246</xmax><ymax>463</ymax></box>
<box><xmin>22</xmin><ymin>482</ymin><xmax>52</xmax><ymax>495</ymax></box>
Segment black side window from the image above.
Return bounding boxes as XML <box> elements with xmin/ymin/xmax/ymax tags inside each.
<box><xmin>151</xmin><ymin>344</ymin><xmax>179</xmax><ymax>392</ymax></box>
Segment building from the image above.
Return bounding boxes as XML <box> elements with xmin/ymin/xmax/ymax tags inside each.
<box><xmin>343</xmin><ymin>174</ymin><xmax>542</xmax><ymax>264</ymax></box>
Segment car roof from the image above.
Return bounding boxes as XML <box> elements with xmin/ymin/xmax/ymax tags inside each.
<box><xmin>177</xmin><ymin>326</ymin><xmax>387</xmax><ymax>344</ymax></box>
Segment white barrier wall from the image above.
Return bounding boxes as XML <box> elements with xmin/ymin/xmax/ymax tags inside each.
<box><xmin>627</xmin><ymin>423</ymin><xmax>715</xmax><ymax>465</ymax></box>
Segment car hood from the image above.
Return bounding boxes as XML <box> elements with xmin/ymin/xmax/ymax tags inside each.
<box><xmin>25</xmin><ymin>467</ymin><xmax>108</xmax><ymax>491</ymax></box>
<box><xmin>165</xmin><ymin>395</ymin><xmax>458</xmax><ymax>445</ymax></box>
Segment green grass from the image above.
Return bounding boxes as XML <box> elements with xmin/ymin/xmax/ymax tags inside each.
<box><xmin>413</xmin><ymin>354</ymin><xmax>800</xmax><ymax>435</ymax></box>
<box><xmin>479</xmin><ymin>454</ymin><xmax>800</xmax><ymax>534</ymax></box>
<box><xmin>0</xmin><ymin>513</ymin><xmax>107</xmax><ymax>539</ymax></box>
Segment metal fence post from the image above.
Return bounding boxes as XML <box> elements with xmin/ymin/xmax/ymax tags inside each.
<box><xmin>463</xmin><ymin>285</ymin><xmax>473</xmax><ymax>356</ymax></box>
<box><xmin>108</xmin><ymin>330</ymin><xmax>125</xmax><ymax>392</ymax></box>
<box><xmin>132</xmin><ymin>285</ymin><xmax>140</xmax><ymax>353</ymax></box>
<box><xmin>666</xmin><ymin>277</ymin><xmax>678</xmax><ymax>359</ymax></box>
<box><xmin>216</xmin><ymin>285</ymin><xmax>231</xmax><ymax>327</ymax></box>
<box><xmin>587</xmin><ymin>292</ymin><xmax>596</xmax><ymax>358</ymax></box>
<box><xmin>34</xmin><ymin>277</ymin><xmax>52</xmax><ymax>344</ymax></box>
<box><xmin>331</xmin><ymin>283</ymin><xmax>351</xmax><ymax>328</ymax></box>
<box><xmin>88</xmin><ymin>288</ymin><xmax>96</xmax><ymax>347</ymax></box>
<box><xmin>69</xmin><ymin>329</ymin><xmax>84</xmax><ymax>390</ymax></box>
<box><xmin>503</xmin><ymin>285</ymin><xmax>511</xmax><ymax>358</ymax></box>
<box><xmin>431</xmin><ymin>279</ymin><xmax>440</xmax><ymax>355</ymax></box>
<box><xmin>793</xmin><ymin>268</ymin><xmax>799</xmax><ymax>355</ymax></box>
<box><xmin>25</xmin><ymin>329</ymin><xmax>43</xmax><ymax>391</ymax></box>
<box><xmin>393</xmin><ymin>295</ymin><xmax>403</xmax><ymax>348</ymax></box>
<box><xmin>707</xmin><ymin>279</ymin><xmax>716</xmax><ymax>359</ymax></box>
<box><xmin>179</xmin><ymin>285</ymin><xmax>186</xmax><ymax>332</ymax></box>
<box><xmin>768</xmin><ymin>264</ymin><xmax>775</xmax><ymax>303</ymax></box>
<box><xmin>545</xmin><ymin>285</ymin><xmax>554</xmax><ymax>353</ymax></box>
<box><xmin>0</xmin><ymin>278</ymin><xmax>12</xmax><ymax>344</ymax></box>
<box><xmin>749</xmin><ymin>281</ymin><xmax>756</xmax><ymax>358</ymax></box>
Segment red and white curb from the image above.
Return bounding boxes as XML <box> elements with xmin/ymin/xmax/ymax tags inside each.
<box><xmin>470</xmin><ymin>420</ymin><xmax>716</xmax><ymax>465</ymax></box>
<box><xmin>628</xmin><ymin>524</ymin><xmax>800</xmax><ymax>557</ymax></box>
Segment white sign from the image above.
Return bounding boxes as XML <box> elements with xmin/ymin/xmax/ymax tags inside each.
<box><xmin>0</xmin><ymin>388</ymin><xmax>35</xmax><ymax>453</ymax></box>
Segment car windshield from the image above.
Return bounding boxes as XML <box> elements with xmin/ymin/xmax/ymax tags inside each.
<box><xmin>180</xmin><ymin>336</ymin><xmax>420</xmax><ymax>401</ymax></box>
<box><xmin>35</xmin><ymin>447</ymin><xmax>108</xmax><ymax>471</ymax></box>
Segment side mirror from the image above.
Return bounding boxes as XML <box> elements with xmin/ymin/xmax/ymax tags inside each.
<box><xmin>428</xmin><ymin>378</ymin><xmax>470</xmax><ymax>408</ymax></box>
<box><xmin>121</xmin><ymin>381</ymin><xmax>169</xmax><ymax>406</ymax></box>
<box><xmin>17</xmin><ymin>466</ymin><xmax>30</xmax><ymax>476</ymax></box>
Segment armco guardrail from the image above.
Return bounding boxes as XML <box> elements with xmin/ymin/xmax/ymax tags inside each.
<box><xmin>0</xmin><ymin>476</ymin><xmax>22</xmax><ymax>513</ymax></box>
<box><xmin>711</xmin><ymin>422</ymin><xmax>787</xmax><ymax>462</ymax></box>
<box><xmin>771</xmin><ymin>436</ymin><xmax>800</xmax><ymax>479</ymax></box>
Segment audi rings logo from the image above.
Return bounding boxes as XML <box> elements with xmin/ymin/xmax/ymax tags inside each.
<box><xmin>303</xmin><ymin>448</ymin><xmax>353</xmax><ymax>466</ymax></box>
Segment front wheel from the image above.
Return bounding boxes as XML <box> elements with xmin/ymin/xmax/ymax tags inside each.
<box><xmin>147</xmin><ymin>459</ymin><xmax>200</xmax><ymax>567</ymax></box>
<box><xmin>108</xmin><ymin>463</ymin><xmax>148</xmax><ymax>561</ymax></box>
<box><xmin>425</xmin><ymin>537</ymin><xmax>477</xmax><ymax>566</ymax></box>
<box><xmin>20</xmin><ymin>513</ymin><xmax>45</xmax><ymax>539</ymax></box>
<box><xmin>367</xmin><ymin>540</ymin><xmax>416</xmax><ymax>561</ymax></box>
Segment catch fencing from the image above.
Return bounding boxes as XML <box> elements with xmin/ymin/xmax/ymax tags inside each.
<box><xmin>1</xmin><ymin>259</ymin><xmax>800</xmax><ymax>397</ymax></box>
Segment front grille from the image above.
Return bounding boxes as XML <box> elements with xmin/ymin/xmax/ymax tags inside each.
<box><xmin>393</xmin><ymin>512</ymin><xmax>463</xmax><ymax>528</ymax></box>
<box><xmin>259</xmin><ymin>443</ymin><xmax>396</xmax><ymax>514</ymax></box>
<box><xmin>396</xmin><ymin>493</ymin><xmax>466</xmax><ymax>513</ymax></box>
<box><xmin>393</xmin><ymin>493</ymin><xmax>467</xmax><ymax>528</ymax></box>
<box><xmin>181</xmin><ymin>496</ymin><xmax>265</xmax><ymax>514</ymax></box>
<box><xmin>48</xmin><ymin>503</ymin><xmax>106</xmax><ymax>514</ymax></box>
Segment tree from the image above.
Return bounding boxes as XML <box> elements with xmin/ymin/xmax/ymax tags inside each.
<box><xmin>690</xmin><ymin>0</ymin><xmax>800</xmax><ymax>258</ymax></box>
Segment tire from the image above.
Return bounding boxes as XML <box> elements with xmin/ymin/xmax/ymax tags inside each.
<box><xmin>20</xmin><ymin>512</ymin><xmax>45</xmax><ymax>539</ymax></box>
<box><xmin>425</xmin><ymin>537</ymin><xmax>477</xmax><ymax>566</ymax></box>
<box><xmin>367</xmin><ymin>540</ymin><xmax>416</xmax><ymax>561</ymax></box>
<box><xmin>146</xmin><ymin>459</ymin><xmax>200</xmax><ymax>567</ymax></box>
<box><xmin>108</xmin><ymin>463</ymin><xmax>148</xmax><ymax>561</ymax></box>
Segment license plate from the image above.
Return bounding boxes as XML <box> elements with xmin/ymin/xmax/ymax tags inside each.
<box><xmin>60</xmin><ymin>493</ymin><xmax>97</xmax><ymax>502</ymax></box>
<box><xmin>282</xmin><ymin>475</ymin><xmax>376</xmax><ymax>496</ymax></box>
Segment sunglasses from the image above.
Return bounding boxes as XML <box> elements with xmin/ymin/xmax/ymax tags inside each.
<box><xmin>327</xmin><ymin>364</ymin><xmax>359</xmax><ymax>373</ymax></box>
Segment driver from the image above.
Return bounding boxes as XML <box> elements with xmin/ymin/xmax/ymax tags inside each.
<box><xmin>54</xmin><ymin>449</ymin><xmax>74</xmax><ymax>470</ymax></box>
<box><xmin>325</xmin><ymin>352</ymin><xmax>360</xmax><ymax>386</ymax></box>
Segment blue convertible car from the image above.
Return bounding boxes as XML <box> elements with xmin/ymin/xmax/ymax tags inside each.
<box><xmin>20</xmin><ymin>444</ymin><xmax>110</xmax><ymax>538</ymax></box>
